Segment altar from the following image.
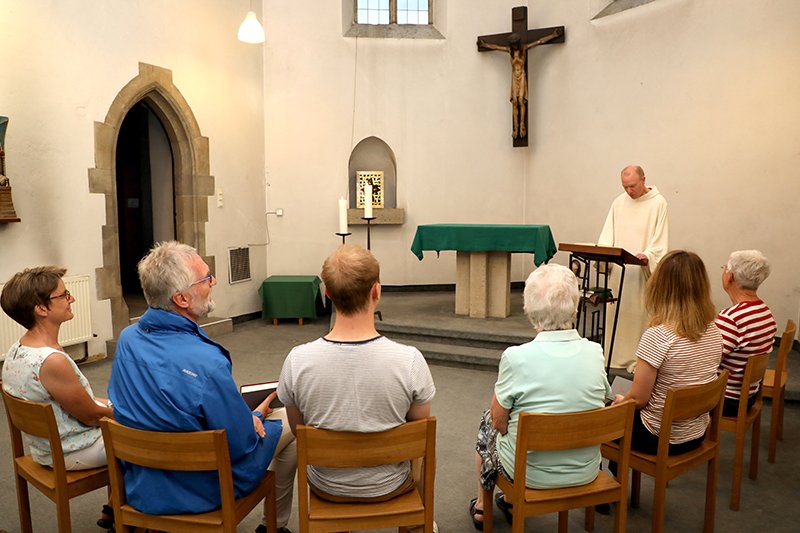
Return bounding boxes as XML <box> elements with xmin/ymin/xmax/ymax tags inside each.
<box><xmin>410</xmin><ymin>224</ymin><xmax>556</xmax><ymax>318</ymax></box>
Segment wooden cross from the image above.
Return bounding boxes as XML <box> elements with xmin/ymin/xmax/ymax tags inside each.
<box><xmin>477</xmin><ymin>6</ymin><xmax>565</xmax><ymax>147</ymax></box>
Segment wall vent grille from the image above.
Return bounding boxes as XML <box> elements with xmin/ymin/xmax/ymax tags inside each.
<box><xmin>228</xmin><ymin>247</ymin><xmax>251</xmax><ymax>284</ymax></box>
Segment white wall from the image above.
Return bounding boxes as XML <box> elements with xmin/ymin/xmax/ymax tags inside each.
<box><xmin>263</xmin><ymin>0</ymin><xmax>535</xmax><ymax>284</ymax></box>
<box><xmin>0</xmin><ymin>0</ymin><xmax>269</xmax><ymax>353</ymax></box>
<box><xmin>264</xmin><ymin>0</ymin><xmax>800</xmax><ymax>330</ymax></box>
<box><xmin>523</xmin><ymin>0</ymin><xmax>800</xmax><ymax>330</ymax></box>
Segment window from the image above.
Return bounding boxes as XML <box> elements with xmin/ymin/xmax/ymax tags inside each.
<box><xmin>356</xmin><ymin>0</ymin><xmax>431</xmax><ymax>26</ymax></box>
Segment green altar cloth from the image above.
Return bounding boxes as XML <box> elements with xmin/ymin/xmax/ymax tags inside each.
<box><xmin>258</xmin><ymin>275</ymin><xmax>325</xmax><ymax>319</ymax></box>
<box><xmin>410</xmin><ymin>224</ymin><xmax>557</xmax><ymax>266</ymax></box>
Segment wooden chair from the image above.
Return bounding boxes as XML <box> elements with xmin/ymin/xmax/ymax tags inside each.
<box><xmin>763</xmin><ymin>320</ymin><xmax>797</xmax><ymax>463</ymax></box>
<box><xmin>482</xmin><ymin>400</ymin><xmax>636</xmax><ymax>533</ymax></box>
<box><xmin>100</xmin><ymin>417</ymin><xmax>277</xmax><ymax>533</ymax></box>
<box><xmin>602</xmin><ymin>371</ymin><xmax>728</xmax><ymax>533</ymax></box>
<box><xmin>2</xmin><ymin>389</ymin><xmax>109</xmax><ymax>533</ymax></box>
<box><xmin>720</xmin><ymin>352</ymin><xmax>770</xmax><ymax>511</ymax></box>
<box><xmin>296</xmin><ymin>417</ymin><xmax>436</xmax><ymax>533</ymax></box>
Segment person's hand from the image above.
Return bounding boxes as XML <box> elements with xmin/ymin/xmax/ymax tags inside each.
<box><xmin>256</xmin><ymin>391</ymin><xmax>278</xmax><ymax>416</ymax></box>
<box><xmin>635</xmin><ymin>253</ymin><xmax>649</xmax><ymax>265</ymax></box>
<box><xmin>611</xmin><ymin>394</ymin><xmax>625</xmax><ymax>405</ymax></box>
<box><xmin>252</xmin><ymin>414</ymin><xmax>266</xmax><ymax>437</ymax></box>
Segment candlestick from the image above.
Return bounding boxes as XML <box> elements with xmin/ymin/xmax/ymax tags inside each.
<box><xmin>338</xmin><ymin>196</ymin><xmax>348</xmax><ymax>235</ymax></box>
<box><xmin>361</xmin><ymin>216</ymin><xmax>375</xmax><ymax>250</ymax></box>
<box><xmin>364</xmin><ymin>184</ymin><xmax>373</xmax><ymax>218</ymax></box>
<box><xmin>335</xmin><ymin>232</ymin><xmax>351</xmax><ymax>245</ymax></box>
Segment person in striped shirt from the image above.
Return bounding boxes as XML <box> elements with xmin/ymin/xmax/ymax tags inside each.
<box><xmin>612</xmin><ymin>250</ymin><xmax>722</xmax><ymax>455</ymax></box>
<box><xmin>716</xmin><ymin>250</ymin><xmax>777</xmax><ymax>416</ymax></box>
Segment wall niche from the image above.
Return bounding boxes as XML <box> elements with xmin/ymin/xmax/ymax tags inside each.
<box><xmin>347</xmin><ymin>136</ymin><xmax>404</xmax><ymax>225</ymax></box>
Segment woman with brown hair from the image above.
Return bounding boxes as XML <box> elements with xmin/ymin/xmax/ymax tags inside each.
<box><xmin>1</xmin><ymin>266</ymin><xmax>115</xmax><ymax>528</ymax></box>
<box><xmin>611</xmin><ymin>250</ymin><xmax>723</xmax><ymax>454</ymax></box>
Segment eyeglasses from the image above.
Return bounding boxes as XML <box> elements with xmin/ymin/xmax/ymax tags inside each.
<box><xmin>49</xmin><ymin>289</ymin><xmax>71</xmax><ymax>301</ymax></box>
<box><xmin>188</xmin><ymin>273</ymin><xmax>215</xmax><ymax>288</ymax></box>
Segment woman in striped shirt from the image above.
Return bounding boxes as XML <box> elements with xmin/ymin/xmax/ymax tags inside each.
<box><xmin>716</xmin><ymin>250</ymin><xmax>777</xmax><ymax>416</ymax></box>
<box><xmin>612</xmin><ymin>250</ymin><xmax>723</xmax><ymax>454</ymax></box>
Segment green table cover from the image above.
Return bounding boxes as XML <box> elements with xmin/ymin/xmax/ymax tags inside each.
<box><xmin>258</xmin><ymin>275</ymin><xmax>324</xmax><ymax>319</ymax></box>
<box><xmin>410</xmin><ymin>224</ymin><xmax>557</xmax><ymax>267</ymax></box>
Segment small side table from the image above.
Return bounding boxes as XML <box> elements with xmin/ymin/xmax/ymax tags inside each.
<box><xmin>258</xmin><ymin>275</ymin><xmax>326</xmax><ymax>326</ymax></box>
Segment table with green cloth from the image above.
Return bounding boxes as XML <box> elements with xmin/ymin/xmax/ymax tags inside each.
<box><xmin>258</xmin><ymin>275</ymin><xmax>326</xmax><ymax>325</ymax></box>
<box><xmin>410</xmin><ymin>224</ymin><xmax>557</xmax><ymax>318</ymax></box>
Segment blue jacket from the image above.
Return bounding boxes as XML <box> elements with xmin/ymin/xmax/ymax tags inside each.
<box><xmin>109</xmin><ymin>307</ymin><xmax>281</xmax><ymax>514</ymax></box>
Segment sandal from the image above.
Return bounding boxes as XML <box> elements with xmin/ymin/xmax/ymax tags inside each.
<box><xmin>469</xmin><ymin>498</ymin><xmax>484</xmax><ymax>531</ymax></box>
<box><xmin>97</xmin><ymin>504</ymin><xmax>114</xmax><ymax>530</ymax></box>
<box><xmin>495</xmin><ymin>493</ymin><xmax>513</xmax><ymax>525</ymax></box>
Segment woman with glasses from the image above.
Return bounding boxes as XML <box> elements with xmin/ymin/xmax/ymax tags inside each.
<box><xmin>1</xmin><ymin>266</ymin><xmax>114</xmax><ymax>526</ymax></box>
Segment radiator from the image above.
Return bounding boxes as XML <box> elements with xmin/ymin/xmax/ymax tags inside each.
<box><xmin>0</xmin><ymin>275</ymin><xmax>93</xmax><ymax>361</ymax></box>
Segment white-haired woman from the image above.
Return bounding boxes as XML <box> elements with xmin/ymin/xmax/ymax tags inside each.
<box><xmin>469</xmin><ymin>264</ymin><xmax>612</xmax><ymax>530</ymax></box>
<box><xmin>716</xmin><ymin>250</ymin><xmax>777</xmax><ymax>416</ymax></box>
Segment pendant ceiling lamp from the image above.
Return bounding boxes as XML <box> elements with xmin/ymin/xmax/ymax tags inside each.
<box><xmin>238</xmin><ymin>8</ymin><xmax>265</xmax><ymax>44</ymax></box>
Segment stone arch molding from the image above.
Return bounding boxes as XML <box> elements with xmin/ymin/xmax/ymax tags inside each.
<box><xmin>89</xmin><ymin>62</ymin><xmax>215</xmax><ymax>340</ymax></box>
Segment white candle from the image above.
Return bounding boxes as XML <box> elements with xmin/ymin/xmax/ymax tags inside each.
<box><xmin>338</xmin><ymin>197</ymin><xmax>348</xmax><ymax>234</ymax></box>
<box><xmin>364</xmin><ymin>184</ymin><xmax>373</xmax><ymax>218</ymax></box>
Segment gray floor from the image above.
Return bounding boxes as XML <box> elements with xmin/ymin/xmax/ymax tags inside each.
<box><xmin>1</xmin><ymin>291</ymin><xmax>799</xmax><ymax>532</ymax></box>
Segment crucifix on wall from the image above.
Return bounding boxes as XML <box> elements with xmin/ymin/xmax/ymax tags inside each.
<box><xmin>477</xmin><ymin>6</ymin><xmax>565</xmax><ymax>147</ymax></box>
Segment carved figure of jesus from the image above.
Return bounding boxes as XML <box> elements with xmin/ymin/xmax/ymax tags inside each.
<box><xmin>478</xmin><ymin>28</ymin><xmax>562</xmax><ymax>139</ymax></box>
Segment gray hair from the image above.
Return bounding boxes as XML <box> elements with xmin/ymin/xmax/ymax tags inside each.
<box><xmin>137</xmin><ymin>241</ymin><xmax>198</xmax><ymax>310</ymax></box>
<box><xmin>726</xmin><ymin>250</ymin><xmax>771</xmax><ymax>291</ymax></box>
<box><xmin>523</xmin><ymin>263</ymin><xmax>580</xmax><ymax>332</ymax></box>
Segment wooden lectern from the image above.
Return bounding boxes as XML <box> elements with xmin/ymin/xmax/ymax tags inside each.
<box><xmin>558</xmin><ymin>243</ymin><xmax>646</xmax><ymax>374</ymax></box>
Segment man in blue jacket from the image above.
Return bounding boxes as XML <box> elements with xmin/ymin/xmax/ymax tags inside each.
<box><xmin>110</xmin><ymin>241</ymin><xmax>295</xmax><ymax>533</ymax></box>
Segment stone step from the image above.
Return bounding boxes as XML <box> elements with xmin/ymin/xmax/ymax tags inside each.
<box><xmin>407</xmin><ymin>340</ymin><xmax>502</xmax><ymax>371</ymax></box>
<box><xmin>376</xmin><ymin>321</ymin><xmax>529</xmax><ymax>352</ymax></box>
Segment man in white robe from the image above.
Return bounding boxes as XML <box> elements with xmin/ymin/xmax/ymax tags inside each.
<box><xmin>597</xmin><ymin>165</ymin><xmax>669</xmax><ymax>372</ymax></box>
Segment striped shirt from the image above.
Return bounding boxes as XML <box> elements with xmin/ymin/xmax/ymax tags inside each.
<box><xmin>636</xmin><ymin>323</ymin><xmax>723</xmax><ymax>444</ymax></box>
<box><xmin>715</xmin><ymin>300</ymin><xmax>777</xmax><ymax>400</ymax></box>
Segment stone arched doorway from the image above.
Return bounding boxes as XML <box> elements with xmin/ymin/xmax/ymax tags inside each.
<box><xmin>89</xmin><ymin>63</ymin><xmax>215</xmax><ymax>341</ymax></box>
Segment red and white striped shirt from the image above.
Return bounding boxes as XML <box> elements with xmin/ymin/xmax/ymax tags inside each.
<box><xmin>636</xmin><ymin>323</ymin><xmax>723</xmax><ymax>444</ymax></box>
<box><xmin>715</xmin><ymin>300</ymin><xmax>777</xmax><ymax>400</ymax></box>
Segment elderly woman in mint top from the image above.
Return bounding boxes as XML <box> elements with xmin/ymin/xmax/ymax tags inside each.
<box><xmin>1</xmin><ymin>266</ymin><xmax>115</xmax><ymax>527</ymax></box>
<box><xmin>469</xmin><ymin>263</ymin><xmax>612</xmax><ymax>530</ymax></box>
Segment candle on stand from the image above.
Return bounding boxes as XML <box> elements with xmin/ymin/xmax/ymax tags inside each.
<box><xmin>338</xmin><ymin>197</ymin><xmax>348</xmax><ymax>234</ymax></box>
<box><xmin>364</xmin><ymin>184</ymin><xmax>373</xmax><ymax>218</ymax></box>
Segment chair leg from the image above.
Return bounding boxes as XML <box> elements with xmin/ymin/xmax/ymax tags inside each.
<box><xmin>584</xmin><ymin>506</ymin><xmax>595</xmax><ymax>532</ymax></box>
<box><xmin>749</xmin><ymin>414</ymin><xmax>761</xmax><ymax>480</ymax></box>
<box><xmin>769</xmin><ymin>394</ymin><xmax>780</xmax><ymax>463</ymax></box>
<box><xmin>651</xmin><ymin>476</ymin><xmax>668</xmax><ymax>533</ymax></box>
<box><xmin>614</xmin><ymin>493</ymin><xmax>627</xmax><ymax>533</ymax></box>
<box><xmin>266</xmin><ymin>474</ymin><xmax>278</xmax><ymax>533</ymax></box>
<box><xmin>15</xmin><ymin>475</ymin><xmax>33</xmax><ymax>533</ymax></box>
<box><xmin>482</xmin><ymin>487</ymin><xmax>494</xmax><ymax>533</ymax></box>
<box><xmin>631</xmin><ymin>470</ymin><xmax>641</xmax><ymax>509</ymax></box>
<box><xmin>777</xmin><ymin>389</ymin><xmax>785</xmax><ymax>440</ymax></box>
<box><xmin>558</xmin><ymin>510</ymin><xmax>569</xmax><ymax>533</ymax></box>
<box><xmin>55</xmin><ymin>491</ymin><xmax>72</xmax><ymax>533</ymax></box>
<box><xmin>730</xmin><ymin>432</ymin><xmax>745</xmax><ymax>511</ymax></box>
<box><xmin>704</xmin><ymin>456</ymin><xmax>718</xmax><ymax>533</ymax></box>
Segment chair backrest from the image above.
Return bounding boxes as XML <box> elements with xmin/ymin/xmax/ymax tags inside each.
<box><xmin>2</xmin><ymin>389</ymin><xmax>69</xmax><ymax>481</ymax></box>
<box><xmin>296</xmin><ymin>417</ymin><xmax>436</xmax><ymax>527</ymax></box>
<box><xmin>513</xmin><ymin>401</ymin><xmax>635</xmax><ymax>478</ymax></box>
<box><xmin>656</xmin><ymin>371</ymin><xmax>728</xmax><ymax>459</ymax></box>
<box><xmin>774</xmin><ymin>320</ymin><xmax>797</xmax><ymax>381</ymax></box>
<box><xmin>100</xmin><ymin>418</ymin><xmax>236</xmax><ymax>525</ymax></box>
<box><xmin>297</xmin><ymin>417</ymin><xmax>436</xmax><ymax>468</ymax></box>
<box><xmin>732</xmin><ymin>353</ymin><xmax>770</xmax><ymax>420</ymax></box>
